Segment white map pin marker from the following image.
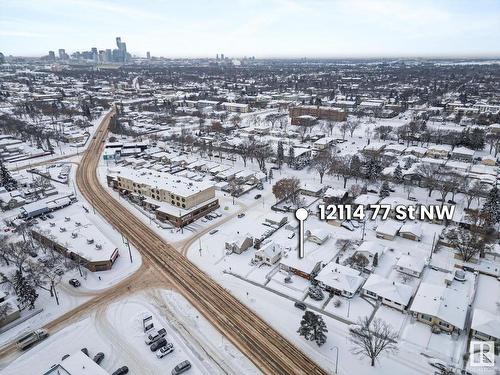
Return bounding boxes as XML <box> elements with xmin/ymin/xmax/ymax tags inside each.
<box><xmin>295</xmin><ymin>208</ymin><xmax>309</xmax><ymax>259</ymax></box>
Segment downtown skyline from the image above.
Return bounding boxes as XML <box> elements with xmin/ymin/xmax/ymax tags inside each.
<box><xmin>1</xmin><ymin>0</ymin><xmax>500</xmax><ymax>59</ymax></box>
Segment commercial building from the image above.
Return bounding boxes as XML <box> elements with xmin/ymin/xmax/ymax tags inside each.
<box><xmin>32</xmin><ymin>215</ymin><xmax>119</xmax><ymax>272</ymax></box>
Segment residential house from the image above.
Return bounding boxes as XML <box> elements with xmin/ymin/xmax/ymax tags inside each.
<box><xmin>315</xmin><ymin>263</ymin><xmax>364</xmax><ymax>298</ymax></box>
<box><xmin>471</xmin><ymin>308</ymin><xmax>500</xmax><ymax>344</ymax></box>
<box><xmin>362</xmin><ymin>274</ymin><xmax>414</xmax><ymax>311</ymax></box>
<box><xmin>395</xmin><ymin>254</ymin><xmax>425</xmax><ymax>278</ymax></box>
<box><xmin>225</xmin><ymin>234</ymin><xmax>253</xmax><ymax>254</ymax></box>
<box><xmin>254</xmin><ymin>242</ymin><xmax>282</xmax><ymax>265</ymax></box>
<box><xmin>410</xmin><ymin>282</ymin><xmax>468</xmax><ymax>333</ymax></box>
<box><xmin>306</xmin><ymin>229</ymin><xmax>330</xmax><ymax>245</ymax></box>
<box><xmin>451</xmin><ymin>147</ymin><xmax>475</xmax><ymax>162</ymax></box>
<box><xmin>399</xmin><ymin>222</ymin><xmax>423</xmax><ymax>241</ymax></box>
<box><xmin>376</xmin><ymin>220</ymin><xmax>402</xmax><ymax>241</ymax></box>
<box><xmin>279</xmin><ymin>256</ymin><xmax>322</xmax><ymax>280</ymax></box>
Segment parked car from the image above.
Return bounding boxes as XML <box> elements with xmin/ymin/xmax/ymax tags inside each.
<box><xmin>156</xmin><ymin>343</ymin><xmax>174</xmax><ymax>358</ymax></box>
<box><xmin>254</xmin><ymin>194</ymin><xmax>262</xmax><ymax>199</ymax></box>
<box><xmin>54</xmin><ymin>268</ymin><xmax>64</xmax><ymax>276</ymax></box>
<box><xmin>81</xmin><ymin>348</ymin><xmax>89</xmax><ymax>356</ymax></box>
<box><xmin>69</xmin><ymin>279</ymin><xmax>81</xmax><ymax>288</ymax></box>
<box><xmin>237</xmin><ymin>213</ymin><xmax>245</xmax><ymax>218</ymax></box>
<box><xmin>61</xmin><ymin>354</ymin><xmax>70</xmax><ymax>360</ymax></box>
<box><xmin>171</xmin><ymin>360</ymin><xmax>192</xmax><ymax>375</ymax></box>
<box><xmin>46</xmin><ymin>213</ymin><xmax>54</xmax><ymax>219</ymax></box>
<box><xmin>294</xmin><ymin>301</ymin><xmax>307</xmax><ymax>310</ymax></box>
<box><xmin>145</xmin><ymin>328</ymin><xmax>167</xmax><ymax>345</ymax></box>
<box><xmin>209</xmin><ymin>229</ymin><xmax>218</xmax><ymax>235</ymax></box>
<box><xmin>151</xmin><ymin>337</ymin><xmax>167</xmax><ymax>352</ymax></box>
<box><xmin>111</xmin><ymin>366</ymin><xmax>129</xmax><ymax>375</ymax></box>
<box><xmin>93</xmin><ymin>352</ymin><xmax>105</xmax><ymax>365</ymax></box>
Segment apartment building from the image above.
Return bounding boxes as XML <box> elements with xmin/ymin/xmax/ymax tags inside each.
<box><xmin>289</xmin><ymin>105</ymin><xmax>347</xmax><ymax>125</ymax></box>
<box><xmin>107</xmin><ymin>167</ymin><xmax>218</xmax><ymax>227</ymax></box>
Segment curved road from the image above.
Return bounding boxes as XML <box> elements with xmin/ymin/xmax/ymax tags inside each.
<box><xmin>76</xmin><ymin>108</ymin><xmax>327</xmax><ymax>375</ymax></box>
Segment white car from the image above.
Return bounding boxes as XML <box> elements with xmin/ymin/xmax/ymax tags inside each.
<box><xmin>287</xmin><ymin>231</ymin><xmax>296</xmax><ymax>239</ymax></box>
<box><xmin>156</xmin><ymin>343</ymin><xmax>174</xmax><ymax>358</ymax></box>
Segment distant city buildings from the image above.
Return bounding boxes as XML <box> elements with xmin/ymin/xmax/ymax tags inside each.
<box><xmin>46</xmin><ymin>37</ymin><xmax>130</xmax><ymax>64</ymax></box>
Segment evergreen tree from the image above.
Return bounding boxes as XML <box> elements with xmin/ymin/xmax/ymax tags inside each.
<box><xmin>288</xmin><ymin>147</ymin><xmax>295</xmax><ymax>167</ymax></box>
<box><xmin>393</xmin><ymin>164</ymin><xmax>403</xmax><ymax>183</ymax></box>
<box><xmin>373</xmin><ymin>252</ymin><xmax>379</xmax><ymax>267</ymax></box>
<box><xmin>481</xmin><ymin>186</ymin><xmax>500</xmax><ymax>228</ymax></box>
<box><xmin>0</xmin><ymin>160</ymin><xmax>17</xmax><ymax>189</ymax></box>
<box><xmin>379</xmin><ymin>181</ymin><xmax>390</xmax><ymax>198</ymax></box>
<box><xmin>268</xmin><ymin>168</ymin><xmax>273</xmax><ymax>181</ymax></box>
<box><xmin>277</xmin><ymin>141</ymin><xmax>284</xmax><ymax>168</ymax></box>
<box><xmin>297</xmin><ymin>311</ymin><xmax>328</xmax><ymax>346</ymax></box>
<box><xmin>13</xmin><ymin>271</ymin><xmax>38</xmax><ymax>310</ymax></box>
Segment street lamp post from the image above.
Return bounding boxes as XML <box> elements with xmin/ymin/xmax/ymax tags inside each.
<box><xmin>331</xmin><ymin>345</ymin><xmax>339</xmax><ymax>374</ymax></box>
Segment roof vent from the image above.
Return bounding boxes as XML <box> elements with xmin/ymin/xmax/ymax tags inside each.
<box><xmin>59</xmin><ymin>227</ymin><xmax>66</xmax><ymax>232</ymax></box>
<box><xmin>49</xmin><ymin>222</ymin><xmax>55</xmax><ymax>227</ymax></box>
<box><xmin>71</xmin><ymin>233</ymin><xmax>77</xmax><ymax>238</ymax></box>
<box><xmin>75</xmin><ymin>222</ymin><xmax>81</xmax><ymax>226</ymax></box>
<box><xmin>95</xmin><ymin>244</ymin><xmax>102</xmax><ymax>250</ymax></box>
<box><xmin>87</xmin><ymin>238</ymin><xmax>94</xmax><ymax>244</ymax></box>
<box><xmin>64</xmin><ymin>217</ymin><xmax>71</xmax><ymax>222</ymax></box>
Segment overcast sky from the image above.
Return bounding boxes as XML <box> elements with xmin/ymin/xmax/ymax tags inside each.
<box><xmin>1</xmin><ymin>0</ymin><xmax>500</xmax><ymax>58</ymax></box>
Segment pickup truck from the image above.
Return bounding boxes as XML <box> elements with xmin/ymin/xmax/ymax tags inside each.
<box><xmin>145</xmin><ymin>328</ymin><xmax>167</xmax><ymax>345</ymax></box>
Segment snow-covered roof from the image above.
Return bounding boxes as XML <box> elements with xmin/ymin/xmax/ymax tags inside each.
<box><xmin>280</xmin><ymin>254</ymin><xmax>320</xmax><ymax>274</ymax></box>
<box><xmin>376</xmin><ymin>220</ymin><xmax>402</xmax><ymax>237</ymax></box>
<box><xmin>110</xmin><ymin>166</ymin><xmax>214</xmax><ymax>198</ymax></box>
<box><xmin>315</xmin><ymin>263</ymin><xmax>364</xmax><ymax>294</ymax></box>
<box><xmin>353</xmin><ymin>194</ymin><xmax>379</xmax><ymax>206</ymax></box>
<box><xmin>46</xmin><ymin>350</ymin><xmax>109</xmax><ymax>375</ymax></box>
<box><xmin>363</xmin><ymin>274</ymin><xmax>414</xmax><ymax>306</ymax></box>
<box><xmin>451</xmin><ymin>147</ymin><xmax>475</xmax><ymax>156</ymax></box>
<box><xmin>356</xmin><ymin>241</ymin><xmax>387</xmax><ymax>257</ymax></box>
<box><xmin>323</xmin><ymin>187</ymin><xmax>347</xmax><ymax>199</ymax></box>
<box><xmin>410</xmin><ymin>282</ymin><xmax>468</xmax><ymax>329</ymax></box>
<box><xmin>396</xmin><ymin>254</ymin><xmax>425</xmax><ymax>273</ymax></box>
<box><xmin>34</xmin><ymin>214</ymin><xmax>117</xmax><ymax>262</ymax></box>
<box><xmin>471</xmin><ymin>308</ymin><xmax>500</xmax><ymax>340</ymax></box>
<box><xmin>399</xmin><ymin>222</ymin><xmax>423</xmax><ymax>239</ymax></box>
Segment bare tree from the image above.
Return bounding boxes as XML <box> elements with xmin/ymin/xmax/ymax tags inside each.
<box><xmin>310</xmin><ymin>150</ymin><xmax>332</xmax><ymax>183</ymax></box>
<box><xmin>447</xmin><ymin>227</ymin><xmax>487</xmax><ymax>263</ymax></box>
<box><xmin>416</xmin><ymin>164</ymin><xmax>440</xmax><ymax>197</ymax></box>
<box><xmin>349</xmin><ymin>317</ymin><xmax>399</xmax><ymax>367</ymax></box>
<box><xmin>272</xmin><ymin>177</ymin><xmax>300</xmax><ymax>205</ymax></box>
<box><xmin>239</xmin><ymin>139</ymin><xmax>254</xmax><ymax>167</ymax></box>
<box><xmin>347</xmin><ymin>119</ymin><xmax>361</xmax><ymax>137</ymax></box>
<box><xmin>340</xmin><ymin>122</ymin><xmax>349</xmax><ymax>140</ymax></box>
<box><xmin>463</xmin><ymin>180</ymin><xmax>486</xmax><ymax>209</ymax></box>
<box><xmin>325</xmin><ymin>120</ymin><xmax>336</xmax><ymax>136</ymax></box>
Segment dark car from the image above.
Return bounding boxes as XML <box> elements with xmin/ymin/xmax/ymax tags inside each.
<box><xmin>69</xmin><ymin>279</ymin><xmax>81</xmax><ymax>288</ymax></box>
<box><xmin>151</xmin><ymin>337</ymin><xmax>167</xmax><ymax>352</ymax></box>
<box><xmin>237</xmin><ymin>213</ymin><xmax>245</xmax><ymax>218</ymax></box>
<box><xmin>254</xmin><ymin>194</ymin><xmax>262</xmax><ymax>199</ymax></box>
<box><xmin>61</xmin><ymin>354</ymin><xmax>70</xmax><ymax>360</ymax></box>
<box><xmin>112</xmin><ymin>366</ymin><xmax>129</xmax><ymax>375</ymax></box>
<box><xmin>81</xmin><ymin>348</ymin><xmax>89</xmax><ymax>356</ymax></box>
<box><xmin>171</xmin><ymin>360</ymin><xmax>191</xmax><ymax>375</ymax></box>
<box><xmin>93</xmin><ymin>352</ymin><xmax>105</xmax><ymax>365</ymax></box>
<box><xmin>294</xmin><ymin>301</ymin><xmax>307</xmax><ymax>310</ymax></box>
